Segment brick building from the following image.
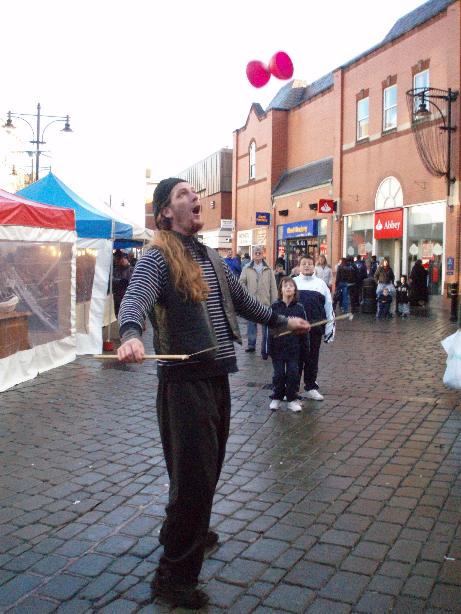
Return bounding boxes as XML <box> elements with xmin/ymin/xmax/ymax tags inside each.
<box><xmin>233</xmin><ymin>0</ymin><xmax>460</xmax><ymax>295</ymax></box>
<box><xmin>145</xmin><ymin>149</ymin><xmax>233</xmax><ymax>255</ymax></box>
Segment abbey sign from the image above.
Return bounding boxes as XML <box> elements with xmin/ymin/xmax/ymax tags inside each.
<box><xmin>374</xmin><ymin>209</ymin><xmax>403</xmax><ymax>240</ymax></box>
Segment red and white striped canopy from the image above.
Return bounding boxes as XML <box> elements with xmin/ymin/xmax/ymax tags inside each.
<box><xmin>0</xmin><ymin>188</ymin><xmax>75</xmax><ymax>230</ymax></box>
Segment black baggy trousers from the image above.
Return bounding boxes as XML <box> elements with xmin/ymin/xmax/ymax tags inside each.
<box><xmin>156</xmin><ymin>371</ymin><xmax>231</xmax><ymax>585</ymax></box>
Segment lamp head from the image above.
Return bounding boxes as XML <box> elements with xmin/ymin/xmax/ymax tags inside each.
<box><xmin>61</xmin><ymin>116</ymin><xmax>73</xmax><ymax>132</ymax></box>
<box><xmin>415</xmin><ymin>92</ymin><xmax>430</xmax><ymax>120</ymax></box>
<box><xmin>3</xmin><ymin>112</ymin><xmax>15</xmax><ymax>131</ymax></box>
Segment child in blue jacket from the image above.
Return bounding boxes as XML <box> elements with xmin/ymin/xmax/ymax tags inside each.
<box><xmin>263</xmin><ymin>277</ymin><xmax>308</xmax><ymax>412</ymax></box>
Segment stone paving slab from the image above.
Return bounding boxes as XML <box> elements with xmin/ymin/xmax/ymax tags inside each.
<box><xmin>0</xmin><ymin>302</ymin><xmax>460</xmax><ymax>612</ymax></box>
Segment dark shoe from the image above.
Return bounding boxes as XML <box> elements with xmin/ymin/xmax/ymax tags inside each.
<box><xmin>151</xmin><ymin>572</ymin><xmax>209</xmax><ymax>609</ymax></box>
<box><xmin>245</xmin><ymin>347</ymin><xmax>255</xmax><ymax>352</ymax></box>
<box><xmin>205</xmin><ymin>529</ymin><xmax>219</xmax><ymax>549</ymax></box>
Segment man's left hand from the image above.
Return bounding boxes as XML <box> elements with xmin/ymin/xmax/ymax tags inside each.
<box><xmin>287</xmin><ymin>317</ymin><xmax>311</xmax><ymax>334</ymax></box>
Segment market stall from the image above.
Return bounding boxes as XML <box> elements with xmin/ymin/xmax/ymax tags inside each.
<box><xmin>18</xmin><ymin>173</ymin><xmax>145</xmax><ymax>354</ymax></box>
<box><xmin>0</xmin><ymin>189</ymin><xmax>76</xmax><ymax>392</ymax></box>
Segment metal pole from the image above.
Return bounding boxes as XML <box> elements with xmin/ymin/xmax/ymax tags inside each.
<box><xmin>35</xmin><ymin>103</ymin><xmax>41</xmax><ymax>182</ymax></box>
<box><xmin>446</xmin><ymin>89</ymin><xmax>453</xmax><ymax>200</ymax></box>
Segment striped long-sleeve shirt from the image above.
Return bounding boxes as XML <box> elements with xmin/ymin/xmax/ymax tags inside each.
<box><xmin>118</xmin><ymin>235</ymin><xmax>281</xmax><ymax>377</ymax></box>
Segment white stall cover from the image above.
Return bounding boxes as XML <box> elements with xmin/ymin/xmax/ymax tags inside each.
<box><xmin>0</xmin><ymin>189</ymin><xmax>77</xmax><ymax>392</ymax></box>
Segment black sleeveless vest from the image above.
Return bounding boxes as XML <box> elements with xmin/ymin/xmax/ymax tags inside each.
<box><xmin>149</xmin><ymin>242</ymin><xmax>241</xmax><ymax>360</ymax></box>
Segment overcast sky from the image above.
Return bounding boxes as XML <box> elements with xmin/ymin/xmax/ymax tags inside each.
<box><xmin>1</xmin><ymin>0</ymin><xmax>425</xmax><ymax>223</ymax></box>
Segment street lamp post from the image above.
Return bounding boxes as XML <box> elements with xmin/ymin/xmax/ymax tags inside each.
<box><xmin>3</xmin><ymin>102</ymin><xmax>72</xmax><ymax>182</ymax></box>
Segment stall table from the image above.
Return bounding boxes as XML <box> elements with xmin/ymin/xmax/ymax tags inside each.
<box><xmin>0</xmin><ymin>311</ymin><xmax>31</xmax><ymax>359</ymax></box>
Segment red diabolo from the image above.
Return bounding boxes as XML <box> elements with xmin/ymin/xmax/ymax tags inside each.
<box><xmin>246</xmin><ymin>61</ymin><xmax>271</xmax><ymax>88</ymax></box>
<box><xmin>269</xmin><ymin>51</ymin><xmax>294</xmax><ymax>80</ymax></box>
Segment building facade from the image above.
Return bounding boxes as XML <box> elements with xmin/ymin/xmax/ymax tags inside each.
<box><xmin>232</xmin><ymin>0</ymin><xmax>460</xmax><ymax>294</ymax></box>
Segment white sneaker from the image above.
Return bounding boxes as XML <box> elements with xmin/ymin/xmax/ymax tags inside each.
<box><xmin>269</xmin><ymin>399</ymin><xmax>281</xmax><ymax>410</ymax></box>
<box><xmin>304</xmin><ymin>389</ymin><xmax>324</xmax><ymax>401</ymax></box>
<box><xmin>287</xmin><ymin>400</ymin><xmax>302</xmax><ymax>412</ymax></box>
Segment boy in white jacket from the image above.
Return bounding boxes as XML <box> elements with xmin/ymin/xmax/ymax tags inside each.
<box><xmin>294</xmin><ymin>255</ymin><xmax>335</xmax><ymax>400</ymax></box>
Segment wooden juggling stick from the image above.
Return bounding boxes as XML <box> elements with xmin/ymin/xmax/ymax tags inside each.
<box><xmin>93</xmin><ymin>345</ymin><xmax>218</xmax><ymax>361</ymax></box>
<box><xmin>276</xmin><ymin>312</ymin><xmax>353</xmax><ymax>337</ymax></box>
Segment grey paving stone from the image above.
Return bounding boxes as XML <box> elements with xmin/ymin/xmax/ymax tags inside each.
<box><xmin>306</xmin><ymin>597</ymin><xmax>352</xmax><ymax>613</ymax></box>
<box><xmin>207</xmin><ymin>578</ymin><xmax>245</xmax><ymax>608</ymax></box>
<box><xmin>0</xmin><ymin>574</ymin><xmax>43</xmax><ymax>607</ymax></box>
<box><xmin>264</xmin><ymin>583</ymin><xmax>314</xmax><ymax>612</ymax></box>
<box><xmin>217</xmin><ymin>558</ymin><xmax>267</xmax><ymax>586</ymax></box>
<box><xmin>319</xmin><ymin>571</ymin><xmax>369</xmax><ymax>603</ymax></box>
<box><xmin>355</xmin><ymin>591</ymin><xmax>394</xmax><ymax>613</ymax></box>
<box><xmin>285</xmin><ymin>560</ymin><xmax>335</xmax><ymax>589</ymax></box>
<box><xmin>40</xmin><ymin>574</ymin><xmax>89</xmax><ymax>600</ymax></box>
<box><xmin>7</xmin><ymin>596</ymin><xmax>58</xmax><ymax>614</ymax></box>
<box><xmin>97</xmin><ymin>598</ymin><xmax>138</xmax><ymax>613</ymax></box>
<box><xmin>67</xmin><ymin>553</ymin><xmax>113</xmax><ymax>577</ymax></box>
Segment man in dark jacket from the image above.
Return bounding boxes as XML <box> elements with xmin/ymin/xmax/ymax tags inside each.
<box><xmin>117</xmin><ymin>178</ymin><xmax>310</xmax><ymax>609</ymax></box>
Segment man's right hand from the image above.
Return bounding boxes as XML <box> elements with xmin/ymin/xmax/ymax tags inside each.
<box><xmin>117</xmin><ymin>338</ymin><xmax>145</xmax><ymax>363</ymax></box>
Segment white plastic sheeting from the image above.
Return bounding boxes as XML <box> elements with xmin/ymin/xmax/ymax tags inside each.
<box><xmin>75</xmin><ymin>238</ymin><xmax>112</xmax><ymax>355</ymax></box>
<box><xmin>0</xmin><ymin>225</ymin><xmax>76</xmax><ymax>393</ymax></box>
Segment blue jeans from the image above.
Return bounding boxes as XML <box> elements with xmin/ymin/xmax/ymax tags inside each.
<box><xmin>247</xmin><ymin>320</ymin><xmax>262</xmax><ymax>352</ymax></box>
<box><xmin>272</xmin><ymin>359</ymin><xmax>299</xmax><ymax>401</ymax></box>
<box><xmin>337</xmin><ymin>282</ymin><xmax>350</xmax><ymax>313</ymax></box>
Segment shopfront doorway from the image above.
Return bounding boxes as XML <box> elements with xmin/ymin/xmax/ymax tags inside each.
<box><xmin>376</xmin><ymin>239</ymin><xmax>402</xmax><ymax>279</ymax></box>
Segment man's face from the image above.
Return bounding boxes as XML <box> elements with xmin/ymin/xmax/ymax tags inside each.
<box><xmin>253</xmin><ymin>250</ymin><xmax>263</xmax><ymax>264</ymax></box>
<box><xmin>163</xmin><ymin>182</ymin><xmax>203</xmax><ymax>235</ymax></box>
<box><xmin>300</xmin><ymin>258</ymin><xmax>315</xmax><ymax>276</ymax></box>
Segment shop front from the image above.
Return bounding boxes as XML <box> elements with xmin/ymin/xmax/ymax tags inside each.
<box><xmin>277</xmin><ymin>220</ymin><xmax>318</xmax><ymax>273</ymax></box>
<box><xmin>236</xmin><ymin>227</ymin><xmax>269</xmax><ymax>259</ymax></box>
<box><xmin>374</xmin><ymin>208</ymin><xmax>403</xmax><ymax>278</ymax></box>
<box><xmin>344</xmin><ymin>213</ymin><xmax>374</xmax><ymax>259</ymax></box>
<box><xmin>406</xmin><ymin>201</ymin><xmax>445</xmax><ymax>295</ymax></box>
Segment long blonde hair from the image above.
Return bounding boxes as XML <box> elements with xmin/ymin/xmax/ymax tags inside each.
<box><xmin>151</xmin><ymin>230</ymin><xmax>209</xmax><ymax>302</ymax></box>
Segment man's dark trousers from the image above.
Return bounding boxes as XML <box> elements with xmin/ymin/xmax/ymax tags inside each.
<box><xmin>299</xmin><ymin>331</ymin><xmax>322</xmax><ymax>391</ymax></box>
<box><xmin>156</xmin><ymin>371</ymin><xmax>231</xmax><ymax>585</ymax></box>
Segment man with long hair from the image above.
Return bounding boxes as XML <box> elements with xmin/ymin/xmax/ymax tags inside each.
<box><xmin>117</xmin><ymin>178</ymin><xmax>309</xmax><ymax>609</ymax></box>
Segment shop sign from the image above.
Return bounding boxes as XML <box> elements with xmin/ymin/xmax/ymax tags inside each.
<box><xmin>220</xmin><ymin>219</ymin><xmax>234</xmax><ymax>230</ymax></box>
<box><xmin>447</xmin><ymin>256</ymin><xmax>455</xmax><ymax>276</ymax></box>
<box><xmin>282</xmin><ymin>220</ymin><xmax>318</xmax><ymax>240</ymax></box>
<box><xmin>374</xmin><ymin>209</ymin><xmax>403</xmax><ymax>239</ymax></box>
<box><xmin>318</xmin><ymin>199</ymin><xmax>335</xmax><ymax>214</ymax></box>
<box><xmin>255</xmin><ymin>212</ymin><xmax>270</xmax><ymax>226</ymax></box>
<box><xmin>254</xmin><ymin>227</ymin><xmax>268</xmax><ymax>246</ymax></box>
<box><xmin>237</xmin><ymin>229</ymin><xmax>252</xmax><ymax>246</ymax></box>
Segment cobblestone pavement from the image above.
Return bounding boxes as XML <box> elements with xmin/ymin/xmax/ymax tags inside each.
<box><xmin>0</xmin><ymin>299</ymin><xmax>460</xmax><ymax>613</ymax></box>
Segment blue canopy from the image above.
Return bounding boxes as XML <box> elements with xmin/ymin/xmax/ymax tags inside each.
<box><xmin>18</xmin><ymin>172</ymin><xmax>132</xmax><ymax>240</ymax></box>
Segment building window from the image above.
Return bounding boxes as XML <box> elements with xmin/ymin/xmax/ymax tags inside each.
<box><xmin>413</xmin><ymin>69</ymin><xmax>430</xmax><ymax>115</ymax></box>
<box><xmin>383</xmin><ymin>85</ymin><xmax>397</xmax><ymax>131</ymax></box>
<box><xmin>249</xmin><ymin>142</ymin><xmax>256</xmax><ymax>180</ymax></box>
<box><xmin>357</xmin><ymin>98</ymin><xmax>369</xmax><ymax>141</ymax></box>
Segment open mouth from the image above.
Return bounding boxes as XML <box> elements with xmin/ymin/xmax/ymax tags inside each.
<box><xmin>192</xmin><ymin>205</ymin><xmax>201</xmax><ymax>215</ymax></box>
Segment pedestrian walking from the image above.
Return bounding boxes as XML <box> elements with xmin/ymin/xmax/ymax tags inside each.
<box><xmin>409</xmin><ymin>259</ymin><xmax>429</xmax><ymax>305</ymax></box>
<box><xmin>294</xmin><ymin>255</ymin><xmax>335</xmax><ymax>401</ymax></box>
<box><xmin>396</xmin><ymin>274</ymin><xmax>410</xmax><ymax>317</ymax></box>
<box><xmin>240</xmin><ymin>252</ymin><xmax>251</xmax><ymax>268</ymax></box>
<box><xmin>376</xmin><ymin>287</ymin><xmax>392</xmax><ymax>319</ymax></box>
<box><xmin>262</xmin><ymin>277</ymin><xmax>308</xmax><ymax>413</ymax></box>
<box><xmin>117</xmin><ymin>178</ymin><xmax>309</xmax><ymax>609</ymax></box>
<box><xmin>335</xmin><ymin>257</ymin><xmax>355</xmax><ymax>314</ymax></box>
<box><xmin>239</xmin><ymin>247</ymin><xmax>278</xmax><ymax>353</ymax></box>
<box><xmin>314</xmin><ymin>254</ymin><xmax>333</xmax><ymax>291</ymax></box>
<box><xmin>274</xmin><ymin>258</ymin><xmax>286</xmax><ymax>289</ymax></box>
<box><xmin>223</xmin><ymin>249</ymin><xmax>241</xmax><ymax>277</ymax></box>
<box><xmin>374</xmin><ymin>257</ymin><xmax>396</xmax><ymax>315</ymax></box>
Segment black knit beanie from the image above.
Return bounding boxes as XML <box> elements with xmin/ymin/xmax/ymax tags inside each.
<box><xmin>152</xmin><ymin>177</ymin><xmax>185</xmax><ymax>219</ymax></box>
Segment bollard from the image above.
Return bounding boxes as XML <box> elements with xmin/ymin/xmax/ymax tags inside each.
<box><xmin>449</xmin><ymin>283</ymin><xmax>458</xmax><ymax>322</ymax></box>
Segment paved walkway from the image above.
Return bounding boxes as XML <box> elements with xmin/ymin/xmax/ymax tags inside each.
<box><xmin>0</xmin><ymin>300</ymin><xmax>460</xmax><ymax>613</ymax></box>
